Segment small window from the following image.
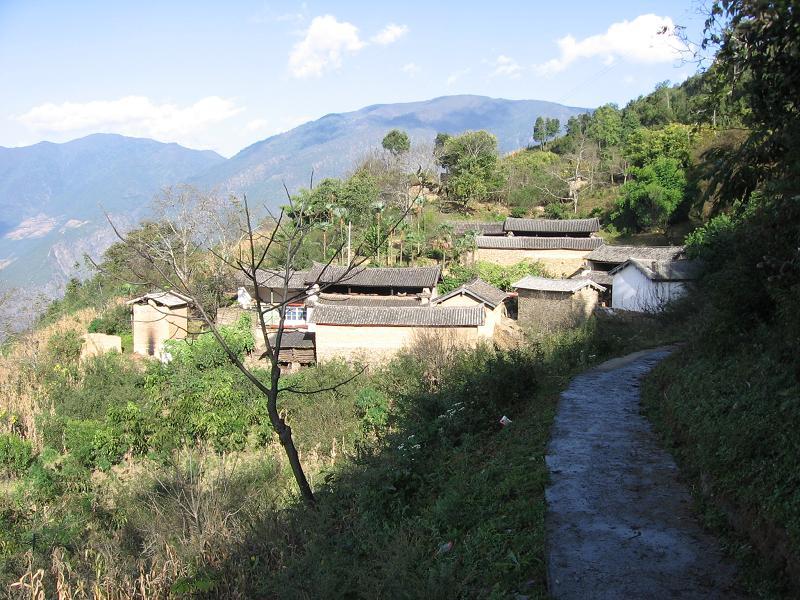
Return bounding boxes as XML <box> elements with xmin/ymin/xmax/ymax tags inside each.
<box><xmin>284</xmin><ymin>305</ymin><xmax>307</xmax><ymax>322</ymax></box>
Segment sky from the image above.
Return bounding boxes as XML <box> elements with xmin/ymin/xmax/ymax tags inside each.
<box><xmin>0</xmin><ymin>0</ymin><xmax>707</xmax><ymax>157</ymax></box>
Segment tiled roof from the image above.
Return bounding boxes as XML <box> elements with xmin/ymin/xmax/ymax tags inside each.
<box><xmin>578</xmin><ymin>270</ymin><xmax>613</xmax><ymax>287</ymax></box>
<box><xmin>316</xmin><ymin>293</ymin><xmax>422</xmax><ymax>307</ymax></box>
<box><xmin>432</xmin><ymin>278</ymin><xmax>508</xmax><ymax>308</ymax></box>
<box><xmin>254</xmin><ymin>269</ymin><xmax>309</xmax><ymax>289</ymax></box>
<box><xmin>476</xmin><ymin>236</ymin><xmax>604</xmax><ymax>251</ymax></box>
<box><xmin>310</xmin><ymin>304</ymin><xmax>485</xmax><ymax>327</ymax></box>
<box><xmin>504</xmin><ymin>217</ymin><xmax>600</xmax><ymax>234</ymax></box>
<box><xmin>512</xmin><ymin>275</ymin><xmax>605</xmax><ymax>293</ymax></box>
<box><xmin>306</xmin><ymin>263</ymin><xmax>441</xmax><ymax>289</ymax></box>
<box><xmin>587</xmin><ymin>245</ymin><xmax>684</xmax><ymax>264</ymax></box>
<box><xmin>448</xmin><ymin>221</ymin><xmax>506</xmax><ymax>236</ymax></box>
<box><xmin>611</xmin><ymin>259</ymin><xmax>700</xmax><ymax>282</ymax></box>
<box><xmin>267</xmin><ymin>331</ymin><xmax>315</xmax><ymax>349</ymax></box>
<box><xmin>127</xmin><ymin>291</ymin><xmax>192</xmax><ymax>308</ymax></box>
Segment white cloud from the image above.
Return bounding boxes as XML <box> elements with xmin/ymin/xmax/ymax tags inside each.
<box><xmin>16</xmin><ymin>96</ymin><xmax>243</xmax><ymax>141</ymax></box>
<box><xmin>371</xmin><ymin>23</ymin><xmax>408</xmax><ymax>45</ymax></box>
<box><xmin>446</xmin><ymin>68</ymin><xmax>470</xmax><ymax>86</ymax></box>
<box><xmin>490</xmin><ymin>55</ymin><xmax>522</xmax><ymax>78</ymax></box>
<box><xmin>535</xmin><ymin>14</ymin><xmax>687</xmax><ymax>75</ymax></box>
<box><xmin>246</xmin><ymin>118</ymin><xmax>270</xmax><ymax>132</ymax></box>
<box><xmin>289</xmin><ymin>15</ymin><xmax>365</xmax><ymax>78</ymax></box>
<box><xmin>402</xmin><ymin>62</ymin><xmax>420</xmax><ymax>76</ymax></box>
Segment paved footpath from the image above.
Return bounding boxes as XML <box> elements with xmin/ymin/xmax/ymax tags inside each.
<box><xmin>546</xmin><ymin>347</ymin><xmax>743</xmax><ymax>599</ymax></box>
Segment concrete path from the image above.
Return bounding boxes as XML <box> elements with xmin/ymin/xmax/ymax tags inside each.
<box><xmin>545</xmin><ymin>347</ymin><xmax>742</xmax><ymax>599</ymax></box>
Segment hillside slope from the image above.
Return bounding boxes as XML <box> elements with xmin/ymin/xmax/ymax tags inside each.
<box><xmin>0</xmin><ymin>134</ymin><xmax>225</xmax><ymax>290</ymax></box>
<box><xmin>193</xmin><ymin>95</ymin><xmax>588</xmax><ymax>203</ymax></box>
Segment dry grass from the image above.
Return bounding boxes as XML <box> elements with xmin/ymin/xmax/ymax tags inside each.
<box><xmin>0</xmin><ymin>308</ymin><xmax>97</xmax><ymax>448</ymax></box>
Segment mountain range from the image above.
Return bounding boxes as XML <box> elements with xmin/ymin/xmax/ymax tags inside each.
<box><xmin>0</xmin><ymin>95</ymin><xmax>588</xmax><ymax>305</ymax></box>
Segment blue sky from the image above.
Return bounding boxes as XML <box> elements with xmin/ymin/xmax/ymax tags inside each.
<box><xmin>0</xmin><ymin>1</ymin><xmax>706</xmax><ymax>157</ymax></box>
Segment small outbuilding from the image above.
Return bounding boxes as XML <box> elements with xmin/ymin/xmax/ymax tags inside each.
<box><xmin>431</xmin><ymin>278</ymin><xmax>509</xmax><ymax>330</ymax></box>
<box><xmin>265</xmin><ymin>330</ymin><xmax>316</xmax><ymax>372</ymax></box>
<box><xmin>127</xmin><ymin>291</ymin><xmax>193</xmax><ymax>356</ymax></box>
<box><xmin>610</xmin><ymin>259</ymin><xmax>699</xmax><ymax>312</ymax></box>
<box><xmin>513</xmin><ymin>275</ymin><xmax>605</xmax><ymax>331</ymax></box>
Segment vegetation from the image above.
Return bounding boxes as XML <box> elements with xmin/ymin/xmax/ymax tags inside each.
<box><xmin>640</xmin><ymin>1</ymin><xmax>800</xmax><ymax>595</ymax></box>
<box><xmin>0</xmin><ymin>309</ymin><xmax>674</xmax><ymax>597</ymax></box>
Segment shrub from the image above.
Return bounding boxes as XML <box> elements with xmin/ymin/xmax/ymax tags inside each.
<box><xmin>0</xmin><ymin>433</ymin><xmax>34</xmax><ymax>477</ymax></box>
<box><xmin>87</xmin><ymin>304</ymin><xmax>131</xmax><ymax>336</ymax></box>
<box><xmin>47</xmin><ymin>330</ymin><xmax>83</xmax><ymax>364</ymax></box>
<box><xmin>166</xmin><ymin>315</ymin><xmax>254</xmax><ymax>370</ymax></box>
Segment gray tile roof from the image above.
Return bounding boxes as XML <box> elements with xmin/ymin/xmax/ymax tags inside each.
<box><xmin>611</xmin><ymin>259</ymin><xmax>700</xmax><ymax>282</ymax></box>
<box><xmin>317</xmin><ymin>293</ymin><xmax>423</xmax><ymax>307</ymax></box>
<box><xmin>512</xmin><ymin>275</ymin><xmax>605</xmax><ymax>293</ymax></box>
<box><xmin>578</xmin><ymin>270</ymin><xmax>613</xmax><ymax>287</ymax></box>
<box><xmin>267</xmin><ymin>331</ymin><xmax>315</xmax><ymax>349</ymax></box>
<box><xmin>587</xmin><ymin>245</ymin><xmax>684</xmax><ymax>264</ymax></box>
<box><xmin>476</xmin><ymin>236</ymin><xmax>604</xmax><ymax>251</ymax></box>
<box><xmin>448</xmin><ymin>221</ymin><xmax>506</xmax><ymax>236</ymax></box>
<box><xmin>432</xmin><ymin>278</ymin><xmax>508</xmax><ymax>308</ymax></box>
<box><xmin>254</xmin><ymin>269</ymin><xmax>309</xmax><ymax>289</ymax></box>
<box><xmin>504</xmin><ymin>217</ymin><xmax>600</xmax><ymax>234</ymax></box>
<box><xmin>306</xmin><ymin>263</ymin><xmax>441</xmax><ymax>289</ymax></box>
<box><xmin>310</xmin><ymin>304</ymin><xmax>485</xmax><ymax>327</ymax></box>
<box><xmin>127</xmin><ymin>291</ymin><xmax>192</xmax><ymax>308</ymax></box>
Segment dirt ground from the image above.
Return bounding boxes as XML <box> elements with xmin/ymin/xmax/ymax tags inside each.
<box><xmin>545</xmin><ymin>347</ymin><xmax>744</xmax><ymax>599</ymax></box>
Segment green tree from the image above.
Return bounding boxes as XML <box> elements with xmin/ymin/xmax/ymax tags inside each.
<box><xmin>611</xmin><ymin>157</ymin><xmax>687</xmax><ymax>232</ymax></box>
<box><xmin>533</xmin><ymin>117</ymin><xmax>560</xmax><ymax>150</ymax></box>
<box><xmin>381</xmin><ymin>129</ymin><xmax>411</xmax><ymax>156</ymax></box>
<box><xmin>441</xmin><ymin>131</ymin><xmax>501</xmax><ymax>211</ymax></box>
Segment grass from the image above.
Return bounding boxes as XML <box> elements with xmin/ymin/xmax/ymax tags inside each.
<box><xmin>642</xmin><ymin>332</ymin><xmax>800</xmax><ymax>598</ymax></box>
<box><xmin>2</xmin><ymin>312</ymin><xmax>682</xmax><ymax>599</ymax></box>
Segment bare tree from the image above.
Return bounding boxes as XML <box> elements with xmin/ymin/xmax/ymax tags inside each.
<box><xmin>106</xmin><ymin>184</ymin><xmax>407</xmax><ymax>504</ymax></box>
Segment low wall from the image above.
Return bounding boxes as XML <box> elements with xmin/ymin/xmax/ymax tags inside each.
<box><xmin>80</xmin><ymin>333</ymin><xmax>122</xmax><ymax>361</ymax></box>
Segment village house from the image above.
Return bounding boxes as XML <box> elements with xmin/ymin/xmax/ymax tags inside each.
<box><xmin>610</xmin><ymin>259</ymin><xmax>699</xmax><ymax>312</ymax></box>
<box><xmin>575</xmin><ymin>245</ymin><xmax>685</xmax><ymax>304</ymax></box>
<box><xmin>128</xmin><ymin>291</ymin><xmax>193</xmax><ymax>357</ymax></box>
<box><xmin>455</xmin><ymin>217</ymin><xmax>604</xmax><ymax>275</ymax></box>
<box><xmin>305</xmin><ymin>263</ymin><xmax>441</xmax><ymax>297</ymax></box>
<box><xmin>309</xmin><ymin>304</ymin><xmax>491</xmax><ymax>364</ymax></box>
<box><xmin>512</xmin><ymin>275</ymin><xmax>604</xmax><ymax>332</ymax></box>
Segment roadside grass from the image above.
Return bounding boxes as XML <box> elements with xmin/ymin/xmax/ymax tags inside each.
<box><xmin>642</xmin><ymin>332</ymin><xmax>800</xmax><ymax>598</ymax></box>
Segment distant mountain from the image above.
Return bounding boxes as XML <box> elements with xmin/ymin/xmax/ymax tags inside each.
<box><xmin>0</xmin><ymin>95</ymin><xmax>588</xmax><ymax>325</ymax></box>
<box><xmin>193</xmin><ymin>94</ymin><xmax>588</xmax><ymax>204</ymax></box>
<box><xmin>0</xmin><ymin>134</ymin><xmax>225</xmax><ymax>290</ymax></box>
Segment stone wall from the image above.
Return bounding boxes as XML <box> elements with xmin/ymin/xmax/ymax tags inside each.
<box><xmin>473</xmin><ymin>248</ymin><xmax>590</xmax><ymax>276</ymax></box>
<box><xmin>517</xmin><ymin>286</ymin><xmax>599</xmax><ymax>333</ymax></box>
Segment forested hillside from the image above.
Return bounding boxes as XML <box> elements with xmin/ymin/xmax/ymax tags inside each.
<box><xmin>1</xmin><ymin>0</ymin><xmax>799</xmax><ymax>597</ymax></box>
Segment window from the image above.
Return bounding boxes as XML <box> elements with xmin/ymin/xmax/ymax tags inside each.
<box><xmin>284</xmin><ymin>305</ymin><xmax>307</xmax><ymax>322</ymax></box>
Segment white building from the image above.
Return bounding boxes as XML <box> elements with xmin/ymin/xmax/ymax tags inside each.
<box><xmin>610</xmin><ymin>259</ymin><xmax>698</xmax><ymax>312</ymax></box>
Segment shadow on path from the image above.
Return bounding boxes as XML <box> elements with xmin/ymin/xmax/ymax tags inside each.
<box><xmin>546</xmin><ymin>347</ymin><xmax>743</xmax><ymax>599</ymax></box>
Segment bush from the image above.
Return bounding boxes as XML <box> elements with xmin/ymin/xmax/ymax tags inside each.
<box><xmin>47</xmin><ymin>330</ymin><xmax>83</xmax><ymax>364</ymax></box>
<box><xmin>166</xmin><ymin>315</ymin><xmax>254</xmax><ymax>370</ymax></box>
<box><xmin>440</xmin><ymin>260</ymin><xmax>547</xmax><ymax>293</ymax></box>
<box><xmin>0</xmin><ymin>433</ymin><xmax>34</xmax><ymax>477</ymax></box>
<box><xmin>87</xmin><ymin>304</ymin><xmax>131</xmax><ymax>336</ymax></box>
